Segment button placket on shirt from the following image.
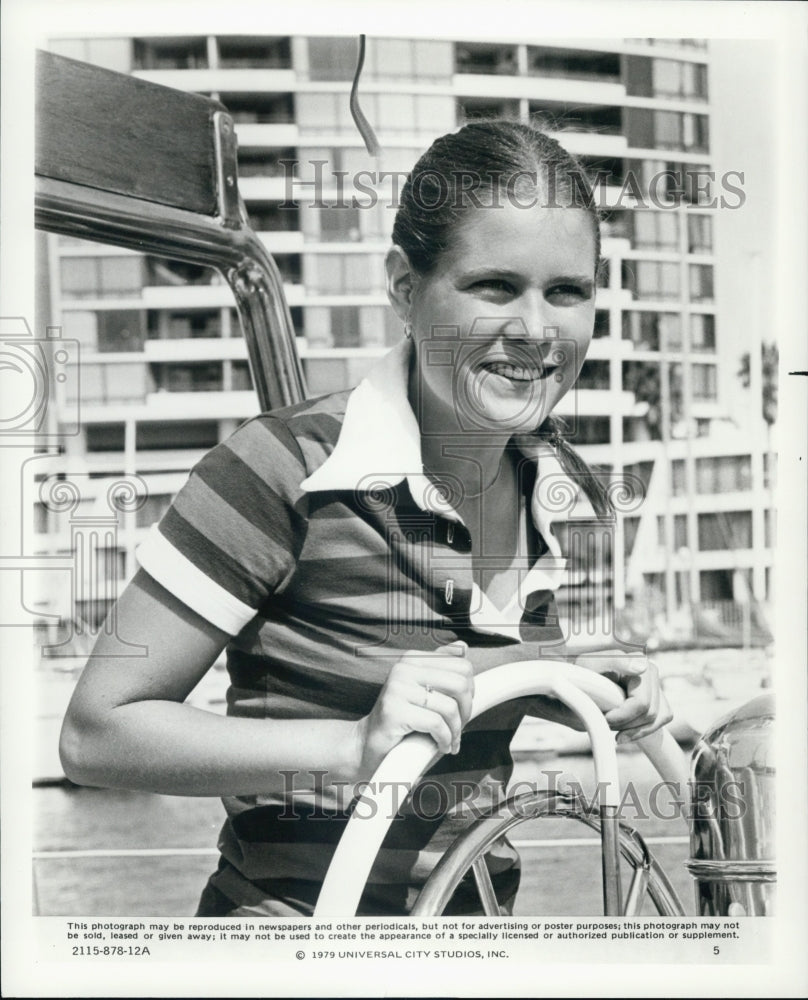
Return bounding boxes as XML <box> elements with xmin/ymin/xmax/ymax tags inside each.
<box><xmin>432</xmin><ymin>516</ymin><xmax>471</xmax><ymax>619</ymax></box>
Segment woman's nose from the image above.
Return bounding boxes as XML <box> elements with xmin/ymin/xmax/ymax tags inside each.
<box><xmin>500</xmin><ymin>308</ymin><xmax>559</xmax><ymax>346</ymax></box>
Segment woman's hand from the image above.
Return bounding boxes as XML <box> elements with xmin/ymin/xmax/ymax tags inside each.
<box><xmin>574</xmin><ymin>653</ymin><xmax>673</xmax><ymax>742</ymax></box>
<box><xmin>354</xmin><ymin>641</ymin><xmax>475</xmax><ymax>778</ymax></box>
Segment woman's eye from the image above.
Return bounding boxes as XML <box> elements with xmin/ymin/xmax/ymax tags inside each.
<box><xmin>472</xmin><ymin>279</ymin><xmax>515</xmax><ymax>295</ymax></box>
<box><xmin>546</xmin><ymin>284</ymin><xmax>591</xmax><ymax>304</ymax></box>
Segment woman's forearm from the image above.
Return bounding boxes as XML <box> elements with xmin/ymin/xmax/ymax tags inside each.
<box><xmin>60</xmin><ymin>699</ymin><xmax>364</xmax><ymax>798</ymax></box>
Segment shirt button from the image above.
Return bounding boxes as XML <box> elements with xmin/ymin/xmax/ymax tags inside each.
<box><xmin>444</xmin><ymin>579</ymin><xmax>455</xmax><ymax>605</ymax></box>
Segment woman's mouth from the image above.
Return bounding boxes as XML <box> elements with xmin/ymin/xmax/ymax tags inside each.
<box><xmin>480</xmin><ymin>360</ymin><xmax>556</xmax><ymax>382</ymax></box>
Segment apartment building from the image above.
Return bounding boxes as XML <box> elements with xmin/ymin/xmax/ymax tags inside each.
<box><xmin>34</xmin><ymin>33</ymin><xmax>773</xmax><ymax>644</ymax></box>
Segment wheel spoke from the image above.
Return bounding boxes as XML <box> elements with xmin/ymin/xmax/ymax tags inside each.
<box><xmin>623</xmin><ymin>865</ymin><xmax>650</xmax><ymax>916</ymax></box>
<box><xmin>471</xmin><ymin>857</ymin><xmax>501</xmax><ymax>916</ymax></box>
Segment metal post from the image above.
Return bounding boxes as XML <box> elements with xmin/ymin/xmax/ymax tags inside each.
<box><xmin>600</xmin><ymin>804</ymin><xmax>623</xmax><ymax>915</ymax></box>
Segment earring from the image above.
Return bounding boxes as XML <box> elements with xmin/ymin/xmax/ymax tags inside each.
<box><xmin>404</xmin><ymin>321</ymin><xmax>413</xmax><ymax>340</ymax></box>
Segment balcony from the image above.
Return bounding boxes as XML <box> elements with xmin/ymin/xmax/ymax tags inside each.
<box><xmin>527</xmin><ymin>46</ymin><xmax>621</xmax><ymax>84</ymax></box>
<box><xmin>454</xmin><ymin>42</ymin><xmax>519</xmax><ymax>76</ymax></box>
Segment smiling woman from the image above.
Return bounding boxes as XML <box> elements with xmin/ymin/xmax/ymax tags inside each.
<box><xmin>60</xmin><ymin>119</ymin><xmax>672</xmax><ymax>918</ymax></box>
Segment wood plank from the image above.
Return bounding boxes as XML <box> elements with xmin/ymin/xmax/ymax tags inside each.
<box><xmin>35</xmin><ymin>49</ymin><xmax>225</xmax><ymax>216</ymax></box>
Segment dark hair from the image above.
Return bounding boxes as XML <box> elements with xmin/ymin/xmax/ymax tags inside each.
<box><xmin>393</xmin><ymin>120</ymin><xmax>610</xmax><ymax>517</ymax></box>
<box><xmin>392</xmin><ymin>119</ymin><xmax>601</xmax><ymax>275</ymax></box>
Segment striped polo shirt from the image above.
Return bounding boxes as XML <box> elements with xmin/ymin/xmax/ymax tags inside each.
<box><xmin>137</xmin><ymin>339</ymin><xmax>597</xmax><ymax>916</ymax></box>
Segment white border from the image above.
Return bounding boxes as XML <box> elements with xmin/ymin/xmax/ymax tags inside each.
<box><xmin>2</xmin><ymin>1</ymin><xmax>806</xmax><ymax>996</ymax></box>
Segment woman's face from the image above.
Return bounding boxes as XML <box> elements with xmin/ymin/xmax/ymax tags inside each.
<box><xmin>407</xmin><ymin>199</ymin><xmax>597</xmax><ymax>435</ymax></box>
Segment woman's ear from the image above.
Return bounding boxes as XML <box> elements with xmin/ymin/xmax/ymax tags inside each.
<box><xmin>385</xmin><ymin>245</ymin><xmax>417</xmax><ymax>321</ymax></box>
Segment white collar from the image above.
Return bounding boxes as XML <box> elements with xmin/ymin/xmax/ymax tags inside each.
<box><xmin>300</xmin><ymin>338</ymin><xmax>457</xmax><ymax>518</ymax></box>
<box><xmin>300</xmin><ymin>339</ymin><xmax>596</xmax><ymax>546</ymax></box>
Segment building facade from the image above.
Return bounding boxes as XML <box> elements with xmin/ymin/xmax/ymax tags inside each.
<box><xmin>35</xmin><ymin>33</ymin><xmax>774</xmax><ymax>645</ymax></box>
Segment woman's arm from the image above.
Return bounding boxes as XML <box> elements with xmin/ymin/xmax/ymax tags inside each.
<box><xmin>60</xmin><ymin>570</ymin><xmax>474</xmax><ymax>797</ymax></box>
<box><xmin>59</xmin><ymin>570</ymin><xmax>364</xmax><ymax>796</ymax></box>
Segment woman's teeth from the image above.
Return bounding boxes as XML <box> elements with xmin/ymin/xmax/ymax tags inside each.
<box><xmin>484</xmin><ymin>362</ymin><xmax>550</xmax><ymax>381</ymax></box>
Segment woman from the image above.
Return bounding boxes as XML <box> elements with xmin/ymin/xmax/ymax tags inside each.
<box><xmin>60</xmin><ymin>121</ymin><xmax>671</xmax><ymax>916</ymax></box>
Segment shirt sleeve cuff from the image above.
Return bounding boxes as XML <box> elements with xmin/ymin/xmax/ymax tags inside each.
<box><xmin>136</xmin><ymin>524</ymin><xmax>256</xmax><ymax>636</ymax></box>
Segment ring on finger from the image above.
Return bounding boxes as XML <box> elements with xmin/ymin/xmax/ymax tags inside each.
<box><xmin>422</xmin><ymin>683</ymin><xmax>434</xmax><ymax>709</ymax></box>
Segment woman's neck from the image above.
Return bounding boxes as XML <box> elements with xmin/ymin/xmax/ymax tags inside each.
<box><xmin>411</xmin><ymin>362</ymin><xmax>512</xmax><ymax>502</ymax></box>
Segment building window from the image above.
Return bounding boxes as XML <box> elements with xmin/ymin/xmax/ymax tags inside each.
<box><xmin>689</xmin><ymin>264</ymin><xmax>714</xmax><ymax>301</ymax></box>
<box><xmin>699</xmin><ymin>568</ymin><xmax>733</xmax><ymax>601</ymax></box>
<box><xmin>135</xmin><ymin>421</ymin><xmax>220</xmax><ymax>451</ymax></box>
<box><xmin>624</xmin><ymin>516</ymin><xmax>640</xmax><ymax>558</ymax></box>
<box><xmin>671</xmin><ymin>459</ymin><xmax>686</xmax><ymax>496</ymax></box>
<box><xmin>623</xmin><ymin>261</ymin><xmax>680</xmax><ymax>300</ymax></box>
<box><xmin>86</xmin><ymin>423</ymin><xmax>125</xmax><ymax>452</ymax></box>
<box><xmin>695</xmin><ymin>455</ymin><xmax>752</xmax><ymax>494</ymax></box>
<box><xmin>80</xmin><ymin>363</ymin><xmax>147</xmax><ymax>405</ymax></box>
<box><xmin>654</xmin><ymin>111</ymin><xmax>709</xmax><ymax>152</ymax></box>
<box><xmin>691</xmin><ymin>363</ymin><xmax>717</xmax><ymax>400</ymax></box>
<box><xmin>145</xmin><ymin>258</ymin><xmax>217</xmax><ymax>286</ymax></box>
<box><xmin>133</xmin><ymin>37</ymin><xmax>207</xmax><ymax>70</ymax></box>
<box><xmin>622</xmin><ymin>311</ymin><xmax>679</xmax><ymax>352</ymax></box>
<box><xmin>528</xmin><ymin>46</ymin><xmax>620</xmax><ymax>82</ymax></box>
<box><xmin>299</xmin><ymin>92</ymin><xmax>453</xmax><ymax>136</ymax></box>
<box><xmin>690</xmin><ymin>314</ymin><xmax>716</xmax><ymax>352</ymax></box>
<box><xmin>62</xmin><ymin>311</ymin><xmax>146</xmax><ymax>354</ymax></box>
<box><xmin>763</xmin><ymin>452</ymin><xmax>777</xmax><ymax>489</ymax></box>
<box><xmin>459</xmin><ymin>97</ymin><xmax>520</xmax><ymax>123</ymax></box>
<box><xmin>229</xmin><ymin>361</ymin><xmax>253</xmax><ymax>391</ymax></box>
<box><xmin>599</xmin><ymin>206</ymin><xmax>630</xmax><ymax>238</ymax></box>
<box><xmin>237</xmin><ymin>147</ymin><xmax>298</xmax><ymax>177</ymax></box>
<box><xmin>271</xmin><ymin>254</ymin><xmax>302</xmax><ymax>285</ymax></box>
<box><xmin>687</xmin><ymin>214</ymin><xmax>713</xmax><ymax>252</ymax></box>
<box><xmin>659</xmin><ymin>513</ymin><xmax>688</xmax><ymax>549</ymax></box>
<box><xmin>529</xmin><ymin>101</ymin><xmax>622</xmax><ymax>135</ymax></box>
<box><xmin>307</xmin><ymin>254</ymin><xmax>383</xmax><ymax>293</ymax></box>
<box><xmin>95</xmin><ymin>547</ymin><xmax>126</xmax><ymax>585</ymax></box>
<box><xmin>220</xmin><ymin>92</ymin><xmax>295</xmax><ymax>124</ymax></box>
<box><xmin>593</xmin><ymin>310</ymin><xmax>610</xmax><ymax>339</ymax></box>
<box><xmin>149</xmin><ymin>362</ymin><xmax>223</xmax><ymax>393</ymax></box>
<box><xmin>638</xmin><ymin>160</ymin><xmax>713</xmax><ymax>205</ymax></box>
<box><xmin>307</xmin><ymin>37</ymin><xmax>359</xmax><ymax>81</ymax></box>
<box><xmin>764</xmin><ymin>509</ymin><xmax>775</xmax><ymax>548</ymax></box>
<box><xmin>577</xmin><ymin>359</ymin><xmax>610</xmax><ymax>390</ymax></box>
<box><xmin>148</xmin><ymin>310</ymin><xmax>222</xmax><ymax>340</ymax></box>
<box><xmin>135</xmin><ymin>494</ymin><xmax>172</xmax><ymax>528</ymax></box>
<box><xmin>33</xmin><ymin>501</ymin><xmax>49</xmax><ymax>534</ymax></box>
<box><xmin>569</xmin><ymin>417</ymin><xmax>610</xmax><ymax>445</ymax></box>
<box><xmin>631</xmin><ymin>210</ymin><xmax>679</xmax><ymax>250</ymax></box>
<box><xmin>96</xmin><ymin>311</ymin><xmax>146</xmax><ymax>352</ymax></box>
<box><xmin>652</xmin><ymin>59</ymin><xmax>708</xmax><ymax>99</ymax></box>
<box><xmin>61</xmin><ymin>256</ymin><xmax>144</xmax><ymax>299</ymax></box>
<box><xmin>318</xmin><ymin>207</ymin><xmax>362</xmax><ymax>243</ymax></box>
<box><xmin>247</xmin><ymin>202</ymin><xmax>299</xmax><ymax>232</ymax></box>
<box><xmin>357</xmin><ymin>39</ymin><xmax>453</xmax><ymax>81</ymax></box>
<box><xmin>697</xmin><ymin>511</ymin><xmax>753</xmax><ymax>551</ymax></box>
<box><xmin>455</xmin><ymin>42</ymin><xmax>518</xmax><ymax>75</ymax></box>
<box><xmin>303</xmin><ymin>304</ymin><xmax>396</xmax><ymax>348</ymax></box>
<box><xmin>216</xmin><ymin>35</ymin><xmax>290</xmax><ymax>69</ymax></box>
